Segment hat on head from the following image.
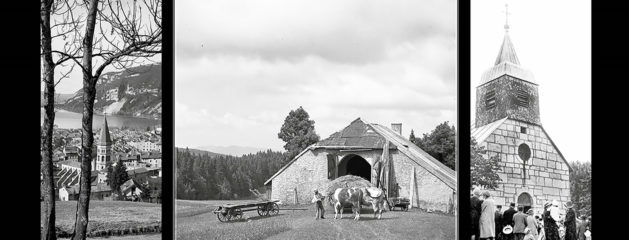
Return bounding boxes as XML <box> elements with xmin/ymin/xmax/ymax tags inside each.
<box><xmin>552</xmin><ymin>200</ymin><xmax>559</xmax><ymax>206</ymax></box>
<box><xmin>473</xmin><ymin>187</ymin><xmax>481</xmax><ymax>196</ymax></box>
<box><xmin>482</xmin><ymin>190</ymin><xmax>491</xmax><ymax>198</ymax></box>
<box><xmin>544</xmin><ymin>201</ymin><xmax>552</xmax><ymax>208</ymax></box>
<box><xmin>313</xmin><ymin>189</ymin><xmax>318</xmax><ymax>192</ymax></box>
<box><xmin>527</xmin><ymin>209</ymin><xmax>534</xmax><ymax>215</ymax></box>
<box><xmin>565</xmin><ymin>201</ymin><xmax>574</xmax><ymax>208</ymax></box>
<box><xmin>510</xmin><ymin>202</ymin><xmax>516</xmax><ymax>207</ymax></box>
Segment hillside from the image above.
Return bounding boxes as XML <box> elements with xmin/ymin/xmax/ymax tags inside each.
<box><xmin>60</xmin><ymin>63</ymin><xmax>162</xmax><ymax>119</ymax></box>
<box><xmin>196</xmin><ymin>145</ymin><xmax>269</xmax><ymax>157</ymax></box>
<box><xmin>40</xmin><ymin>92</ymin><xmax>74</xmax><ymax>107</ymax></box>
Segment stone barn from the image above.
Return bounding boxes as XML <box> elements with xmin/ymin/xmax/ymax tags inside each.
<box><xmin>471</xmin><ymin>24</ymin><xmax>571</xmax><ymax>214</ymax></box>
<box><xmin>265</xmin><ymin>118</ymin><xmax>456</xmax><ymax>212</ymax></box>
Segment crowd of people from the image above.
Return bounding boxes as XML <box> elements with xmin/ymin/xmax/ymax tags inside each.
<box><xmin>471</xmin><ymin>188</ymin><xmax>591</xmax><ymax>240</ymax></box>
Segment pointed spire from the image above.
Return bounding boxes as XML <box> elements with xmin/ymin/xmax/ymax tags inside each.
<box><xmin>494</xmin><ymin>33</ymin><xmax>520</xmax><ymax>65</ymax></box>
<box><xmin>503</xmin><ymin>4</ymin><xmax>510</xmax><ymax>32</ymax></box>
<box><xmin>99</xmin><ymin>115</ymin><xmax>112</xmax><ymax>146</ymax></box>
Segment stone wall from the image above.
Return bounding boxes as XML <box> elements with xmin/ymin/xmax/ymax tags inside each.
<box><xmin>270</xmin><ymin>148</ymin><xmax>454</xmax><ymax>213</ymax></box>
<box><xmin>479</xmin><ymin>119</ymin><xmax>570</xmax><ymax>215</ymax></box>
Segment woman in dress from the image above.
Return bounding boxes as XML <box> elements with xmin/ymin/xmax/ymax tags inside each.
<box><xmin>523</xmin><ymin>209</ymin><xmax>538</xmax><ymax>240</ymax></box>
<box><xmin>479</xmin><ymin>190</ymin><xmax>496</xmax><ymax>240</ymax></box>
<box><xmin>543</xmin><ymin>201</ymin><xmax>561</xmax><ymax>240</ymax></box>
<box><xmin>471</xmin><ymin>188</ymin><xmax>484</xmax><ymax>240</ymax></box>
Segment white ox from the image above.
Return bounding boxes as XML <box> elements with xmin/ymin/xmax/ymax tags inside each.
<box><xmin>330</xmin><ymin>187</ymin><xmax>363</xmax><ymax>220</ymax></box>
<box><xmin>360</xmin><ymin>187</ymin><xmax>387</xmax><ymax>219</ymax></box>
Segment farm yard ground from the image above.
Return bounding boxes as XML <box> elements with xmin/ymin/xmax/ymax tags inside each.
<box><xmin>176</xmin><ymin>199</ymin><xmax>455</xmax><ymax>240</ymax></box>
<box><xmin>43</xmin><ymin>201</ymin><xmax>161</xmax><ymax>239</ymax></box>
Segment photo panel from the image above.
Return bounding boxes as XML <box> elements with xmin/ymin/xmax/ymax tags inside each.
<box><xmin>174</xmin><ymin>0</ymin><xmax>458</xmax><ymax>239</ymax></box>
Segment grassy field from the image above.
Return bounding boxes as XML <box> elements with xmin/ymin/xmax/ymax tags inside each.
<box><xmin>176</xmin><ymin>199</ymin><xmax>455</xmax><ymax>240</ymax></box>
<box><xmin>44</xmin><ymin>201</ymin><xmax>161</xmax><ymax>239</ymax></box>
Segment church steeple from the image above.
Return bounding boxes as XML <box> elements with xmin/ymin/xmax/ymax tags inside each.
<box><xmin>475</xmin><ymin>7</ymin><xmax>541</xmax><ymax>127</ymax></box>
<box><xmin>95</xmin><ymin>116</ymin><xmax>112</xmax><ymax>171</ymax></box>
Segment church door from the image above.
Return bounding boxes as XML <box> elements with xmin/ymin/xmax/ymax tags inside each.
<box><xmin>517</xmin><ymin>192</ymin><xmax>533</xmax><ymax>213</ymax></box>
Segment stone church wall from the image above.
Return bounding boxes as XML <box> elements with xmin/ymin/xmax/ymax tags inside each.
<box><xmin>479</xmin><ymin>119</ymin><xmax>570</xmax><ymax>214</ymax></box>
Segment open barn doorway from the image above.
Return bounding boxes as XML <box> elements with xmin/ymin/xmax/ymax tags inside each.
<box><xmin>337</xmin><ymin>154</ymin><xmax>371</xmax><ymax>181</ymax></box>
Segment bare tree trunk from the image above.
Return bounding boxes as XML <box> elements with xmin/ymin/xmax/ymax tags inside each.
<box><xmin>72</xmin><ymin>0</ymin><xmax>99</xmax><ymax>239</ymax></box>
<box><xmin>40</xmin><ymin>0</ymin><xmax>57</xmax><ymax>239</ymax></box>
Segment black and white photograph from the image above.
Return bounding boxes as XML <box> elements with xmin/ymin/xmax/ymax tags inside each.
<box><xmin>469</xmin><ymin>1</ymin><xmax>591</xmax><ymax>240</ymax></box>
<box><xmin>40</xmin><ymin>0</ymin><xmax>163</xmax><ymax>239</ymax></box>
<box><xmin>174</xmin><ymin>0</ymin><xmax>457</xmax><ymax>239</ymax></box>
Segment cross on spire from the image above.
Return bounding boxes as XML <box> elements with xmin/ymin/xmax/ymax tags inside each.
<box><xmin>503</xmin><ymin>4</ymin><xmax>510</xmax><ymax>32</ymax></box>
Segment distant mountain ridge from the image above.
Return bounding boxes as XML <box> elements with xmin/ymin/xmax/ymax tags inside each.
<box><xmin>59</xmin><ymin>63</ymin><xmax>162</xmax><ymax>119</ymax></box>
<box><xmin>40</xmin><ymin>92</ymin><xmax>74</xmax><ymax>107</ymax></box>
<box><xmin>195</xmin><ymin>145</ymin><xmax>272</xmax><ymax>157</ymax></box>
<box><xmin>175</xmin><ymin>147</ymin><xmax>224</xmax><ymax>158</ymax></box>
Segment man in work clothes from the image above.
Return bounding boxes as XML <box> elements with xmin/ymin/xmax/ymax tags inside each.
<box><xmin>312</xmin><ymin>189</ymin><xmax>325</xmax><ymax>220</ymax></box>
<box><xmin>512</xmin><ymin>206</ymin><xmax>528</xmax><ymax>240</ymax></box>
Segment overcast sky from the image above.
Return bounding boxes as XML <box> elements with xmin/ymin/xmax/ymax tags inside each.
<box><xmin>471</xmin><ymin>0</ymin><xmax>591</xmax><ymax>162</ymax></box>
<box><xmin>175</xmin><ymin>0</ymin><xmax>457</xmax><ymax>151</ymax></box>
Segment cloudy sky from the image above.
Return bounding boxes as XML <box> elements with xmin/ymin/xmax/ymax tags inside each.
<box><xmin>175</xmin><ymin>0</ymin><xmax>457</xmax><ymax>151</ymax></box>
<box><xmin>471</xmin><ymin>0</ymin><xmax>591</xmax><ymax>162</ymax></box>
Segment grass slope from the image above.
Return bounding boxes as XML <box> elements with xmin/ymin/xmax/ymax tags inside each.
<box><xmin>45</xmin><ymin>201</ymin><xmax>161</xmax><ymax>238</ymax></box>
<box><xmin>176</xmin><ymin>200</ymin><xmax>454</xmax><ymax>240</ymax></box>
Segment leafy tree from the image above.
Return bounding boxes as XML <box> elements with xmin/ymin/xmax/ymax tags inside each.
<box><xmin>107</xmin><ymin>160</ymin><xmax>130</xmax><ymax>200</ymax></box>
<box><xmin>569</xmin><ymin>161</ymin><xmax>591</xmax><ymax>217</ymax></box>
<box><xmin>470</xmin><ymin>138</ymin><xmax>502</xmax><ymax>190</ymax></box>
<box><xmin>278</xmin><ymin>106</ymin><xmax>320</xmax><ymax>165</ymax></box>
<box><xmin>414</xmin><ymin>121</ymin><xmax>456</xmax><ymax>170</ymax></box>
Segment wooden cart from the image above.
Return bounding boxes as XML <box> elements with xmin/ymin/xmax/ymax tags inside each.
<box><xmin>388</xmin><ymin>197</ymin><xmax>410</xmax><ymax>211</ymax></box>
<box><xmin>212</xmin><ymin>200</ymin><xmax>280</xmax><ymax>222</ymax></box>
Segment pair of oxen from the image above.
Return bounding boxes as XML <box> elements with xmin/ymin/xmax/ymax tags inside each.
<box><xmin>328</xmin><ymin>187</ymin><xmax>389</xmax><ymax>221</ymax></box>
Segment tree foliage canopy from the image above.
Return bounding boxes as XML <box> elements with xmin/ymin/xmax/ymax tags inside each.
<box><xmin>107</xmin><ymin>159</ymin><xmax>130</xmax><ymax>198</ymax></box>
<box><xmin>412</xmin><ymin>121</ymin><xmax>456</xmax><ymax>170</ymax></box>
<box><xmin>176</xmin><ymin>149</ymin><xmax>284</xmax><ymax>200</ymax></box>
<box><xmin>277</xmin><ymin>106</ymin><xmax>320</xmax><ymax>165</ymax></box>
<box><xmin>569</xmin><ymin>161</ymin><xmax>591</xmax><ymax>217</ymax></box>
<box><xmin>470</xmin><ymin>138</ymin><xmax>502</xmax><ymax>190</ymax></box>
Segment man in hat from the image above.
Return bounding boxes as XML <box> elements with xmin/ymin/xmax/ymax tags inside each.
<box><xmin>479</xmin><ymin>191</ymin><xmax>496</xmax><ymax>240</ymax></box>
<box><xmin>495</xmin><ymin>205</ymin><xmax>503</xmax><ymax>240</ymax></box>
<box><xmin>312</xmin><ymin>189</ymin><xmax>325</xmax><ymax>220</ymax></box>
<box><xmin>564</xmin><ymin>201</ymin><xmax>577</xmax><ymax>240</ymax></box>
<box><xmin>502</xmin><ymin>203</ymin><xmax>517</xmax><ymax>240</ymax></box>
<box><xmin>577</xmin><ymin>215</ymin><xmax>587</xmax><ymax>240</ymax></box>
<box><xmin>512</xmin><ymin>206</ymin><xmax>528</xmax><ymax>240</ymax></box>
<box><xmin>471</xmin><ymin>187</ymin><xmax>484</xmax><ymax>240</ymax></box>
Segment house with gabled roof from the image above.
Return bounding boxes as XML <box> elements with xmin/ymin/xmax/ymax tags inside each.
<box><xmin>265</xmin><ymin>118</ymin><xmax>456</xmax><ymax>212</ymax></box>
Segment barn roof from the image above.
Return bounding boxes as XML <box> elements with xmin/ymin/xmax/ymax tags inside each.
<box><xmin>264</xmin><ymin>118</ymin><xmax>456</xmax><ymax>189</ymax></box>
<box><xmin>315</xmin><ymin>118</ymin><xmax>397</xmax><ymax>150</ymax></box>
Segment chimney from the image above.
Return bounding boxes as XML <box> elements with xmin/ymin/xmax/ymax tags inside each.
<box><xmin>391</xmin><ymin>123</ymin><xmax>402</xmax><ymax>136</ymax></box>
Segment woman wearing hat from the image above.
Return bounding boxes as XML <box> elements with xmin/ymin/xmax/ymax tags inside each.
<box><xmin>543</xmin><ymin>201</ymin><xmax>560</xmax><ymax>240</ymax></box>
<box><xmin>479</xmin><ymin>190</ymin><xmax>496</xmax><ymax>240</ymax></box>
<box><xmin>563</xmin><ymin>202</ymin><xmax>577</xmax><ymax>240</ymax></box>
<box><xmin>523</xmin><ymin>209</ymin><xmax>538</xmax><ymax>240</ymax></box>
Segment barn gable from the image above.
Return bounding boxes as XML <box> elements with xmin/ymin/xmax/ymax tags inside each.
<box><xmin>264</xmin><ymin>118</ymin><xmax>456</xmax><ymax>212</ymax></box>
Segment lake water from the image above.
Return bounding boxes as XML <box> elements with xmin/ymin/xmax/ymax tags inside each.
<box><xmin>41</xmin><ymin>108</ymin><xmax>161</xmax><ymax>130</ymax></box>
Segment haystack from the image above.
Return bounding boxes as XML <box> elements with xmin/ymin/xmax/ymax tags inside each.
<box><xmin>323</xmin><ymin>175</ymin><xmax>373</xmax><ymax>206</ymax></box>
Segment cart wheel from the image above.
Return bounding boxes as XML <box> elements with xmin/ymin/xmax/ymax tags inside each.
<box><xmin>217</xmin><ymin>212</ymin><xmax>230</xmax><ymax>222</ymax></box>
<box><xmin>268</xmin><ymin>203</ymin><xmax>279</xmax><ymax>215</ymax></box>
<box><xmin>229</xmin><ymin>208</ymin><xmax>243</xmax><ymax>220</ymax></box>
<box><xmin>257</xmin><ymin>205</ymin><xmax>268</xmax><ymax>216</ymax></box>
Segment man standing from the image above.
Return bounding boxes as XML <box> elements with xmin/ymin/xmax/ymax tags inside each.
<box><xmin>312</xmin><ymin>189</ymin><xmax>325</xmax><ymax>220</ymax></box>
<box><xmin>512</xmin><ymin>206</ymin><xmax>528</xmax><ymax>240</ymax></box>
<box><xmin>480</xmin><ymin>191</ymin><xmax>496</xmax><ymax>240</ymax></box>
<box><xmin>495</xmin><ymin>205</ymin><xmax>503</xmax><ymax>240</ymax></box>
<box><xmin>502</xmin><ymin>203</ymin><xmax>517</xmax><ymax>240</ymax></box>
<box><xmin>524</xmin><ymin>209</ymin><xmax>538</xmax><ymax>240</ymax></box>
<box><xmin>564</xmin><ymin>202</ymin><xmax>577</xmax><ymax>240</ymax></box>
<box><xmin>471</xmin><ymin>188</ymin><xmax>484</xmax><ymax>240</ymax></box>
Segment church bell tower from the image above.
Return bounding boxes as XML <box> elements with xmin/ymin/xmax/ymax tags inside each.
<box><xmin>475</xmin><ymin>8</ymin><xmax>540</xmax><ymax>127</ymax></box>
<box><xmin>95</xmin><ymin>116</ymin><xmax>112</xmax><ymax>171</ymax></box>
